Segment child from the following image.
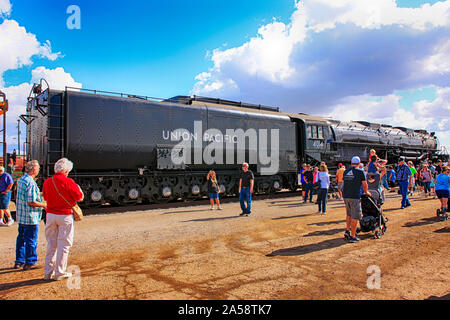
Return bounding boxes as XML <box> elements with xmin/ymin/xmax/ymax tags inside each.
<box><xmin>206</xmin><ymin>170</ymin><xmax>222</xmax><ymax>210</ymax></box>
<box><xmin>430</xmin><ymin>175</ymin><xmax>436</xmax><ymax>199</ymax></box>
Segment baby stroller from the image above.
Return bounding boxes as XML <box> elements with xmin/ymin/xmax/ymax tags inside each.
<box><xmin>328</xmin><ymin>181</ymin><xmax>340</xmax><ymax>200</ymax></box>
<box><xmin>359</xmin><ymin>173</ymin><xmax>388</xmax><ymax>239</ymax></box>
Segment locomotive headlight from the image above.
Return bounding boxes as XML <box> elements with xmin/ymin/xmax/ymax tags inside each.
<box><xmin>91</xmin><ymin>190</ymin><xmax>102</xmax><ymax>202</ymax></box>
<box><xmin>162</xmin><ymin>187</ymin><xmax>172</xmax><ymax>198</ymax></box>
<box><xmin>191</xmin><ymin>185</ymin><xmax>200</xmax><ymax>195</ymax></box>
<box><xmin>128</xmin><ymin>188</ymin><xmax>139</xmax><ymax>200</ymax></box>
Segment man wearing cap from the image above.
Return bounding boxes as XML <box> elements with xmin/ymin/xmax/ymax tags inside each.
<box><xmin>343</xmin><ymin>156</ymin><xmax>370</xmax><ymax>243</ymax></box>
<box><xmin>396</xmin><ymin>157</ymin><xmax>413</xmax><ymax>209</ymax></box>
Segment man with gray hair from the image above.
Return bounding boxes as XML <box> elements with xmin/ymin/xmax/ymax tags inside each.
<box><xmin>0</xmin><ymin>165</ymin><xmax>14</xmax><ymax>226</ymax></box>
<box><xmin>42</xmin><ymin>158</ymin><xmax>83</xmax><ymax>281</ymax></box>
<box><xmin>14</xmin><ymin>160</ymin><xmax>47</xmax><ymax>270</ymax></box>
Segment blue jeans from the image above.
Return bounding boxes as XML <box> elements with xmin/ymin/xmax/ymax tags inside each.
<box><xmin>398</xmin><ymin>180</ymin><xmax>411</xmax><ymax>208</ymax></box>
<box><xmin>382</xmin><ymin>175</ymin><xmax>389</xmax><ymax>190</ymax></box>
<box><xmin>423</xmin><ymin>181</ymin><xmax>431</xmax><ymax>194</ymax></box>
<box><xmin>240</xmin><ymin>187</ymin><xmax>252</xmax><ymax>214</ymax></box>
<box><xmin>317</xmin><ymin>188</ymin><xmax>328</xmax><ymax>213</ymax></box>
<box><xmin>304</xmin><ymin>183</ymin><xmax>313</xmax><ymax>202</ymax></box>
<box><xmin>15</xmin><ymin>224</ymin><xmax>39</xmax><ymax>265</ymax></box>
<box><xmin>0</xmin><ymin>191</ymin><xmax>11</xmax><ymax>209</ymax></box>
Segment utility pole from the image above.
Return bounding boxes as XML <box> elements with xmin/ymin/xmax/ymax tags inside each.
<box><xmin>17</xmin><ymin>119</ymin><xmax>21</xmax><ymax>155</ymax></box>
<box><xmin>0</xmin><ymin>91</ymin><xmax>7</xmax><ymax>165</ymax></box>
<box><xmin>2</xmin><ymin>101</ymin><xmax>5</xmax><ymax>164</ymax></box>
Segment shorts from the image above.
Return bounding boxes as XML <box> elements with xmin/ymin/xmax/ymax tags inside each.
<box><xmin>388</xmin><ymin>181</ymin><xmax>396</xmax><ymax>188</ymax></box>
<box><xmin>344</xmin><ymin>198</ymin><xmax>362</xmax><ymax>220</ymax></box>
<box><xmin>338</xmin><ymin>182</ymin><xmax>344</xmax><ymax>191</ymax></box>
<box><xmin>208</xmin><ymin>193</ymin><xmax>219</xmax><ymax>199</ymax></box>
<box><xmin>436</xmin><ymin>190</ymin><xmax>449</xmax><ymax>199</ymax></box>
<box><xmin>301</xmin><ymin>183</ymin><xmax>307</xmax><ymax>191</ymax></box>
<box><xmin>0</xmin><ymin>191</ymin><xmax>11</xmax><ymax>209</ymax></box>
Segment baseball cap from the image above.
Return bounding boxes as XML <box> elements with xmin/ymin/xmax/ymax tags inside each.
<box><xmin>398</xmin><ymin>156</ymin><xmax>405</xmax><ymax>162</ymax></box>
<box><xmin>351</xmin><ymin>156</ymin><xmax>360</xmax><ymax>164</ymax></box>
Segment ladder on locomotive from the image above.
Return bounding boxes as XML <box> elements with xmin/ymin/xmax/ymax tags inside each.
<box><xmin>45</xmin><ymin>93</ymin><xmax>65</xmax><ymax>176</ymax></box>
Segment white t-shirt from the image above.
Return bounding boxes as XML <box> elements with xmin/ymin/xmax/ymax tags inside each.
<box><xmin>317</xmin><ymin>172</ymin><xmax>330</xmax><ymax>189</ymax></box>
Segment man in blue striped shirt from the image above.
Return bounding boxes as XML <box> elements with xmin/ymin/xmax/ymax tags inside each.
<box><xmin>14</xmin><ymin>160</ymin><xmax>47</xmax><ymax>270</ymax></box>
<box><xmin>396</xmin><ymin>157</ymin><xmax>413</xmax><ymax>209</ymax></box>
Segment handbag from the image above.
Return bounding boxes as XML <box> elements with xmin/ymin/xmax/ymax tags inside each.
<box><xmin>52</xmin><ymin>178</ymin><xmax>83</xmax><ymax>221</ymax></box>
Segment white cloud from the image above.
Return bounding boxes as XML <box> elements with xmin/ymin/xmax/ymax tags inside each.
<box><xmin>302</xmin><ymin>0</ymin><xmax>450</xmax><ymax>32</ymax></box>
<box><xmin>0</xmin><ymin>4</ymin><xmax>79</xmax><ymax>152</ymax></box>
<box><xmin>423</xmin><ymin>39</ymin><xmax>450</xmax><ymax>75</ymax></box>
<box><xmin>0</xmin><ymin>19</ymin><xmax>61</xmax><ymax>86</ymax></box>
<box><xmin>0</xmin><ymin>0</ymin><xmax>11</xmax><ymax>17</ymax></box>
<box><xmin>412</xmin><ymin>87</ymin><xmax>450</xmax><ymax>131</ymax></box>
<box><xmin>193</xmin><ymin>0</ymin><xmax>450</xmax><ymax>108</ymax></box>
<box><xmin>326</xmin><ymin>94</ymin><xmax>431</xmax><ymax>129</ymax></box>
<box><xmin>0</xmin><ymin>67</ymin><xmax>82</xmax><ymax>152</ymax></box>
<box><xmin>1</xmin><ymin>66</ymin><xmax>82</xmax><ymax>153</ymax></box>
<box><xmin>192</xmin><ymin>0</ymin><xmax>450</xmax><ymax>149</ymax></box>
<box><xmin>31</xmin><ymin>66</ymin><xmax>82</xmax><ymax>90</ymax></box>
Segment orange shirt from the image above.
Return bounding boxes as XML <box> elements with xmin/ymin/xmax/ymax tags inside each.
<box><xmin>336</xmin><ymin>167</ymin><xmax>345</xmax><ymax>182</ymax></box>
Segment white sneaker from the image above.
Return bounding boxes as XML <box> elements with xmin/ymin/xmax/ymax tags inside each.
<box><xmin>0</xmin><ymin>220</ymin><xmax>6</xmax><ymax>227</ymax></box>
<box><xmin>55</xmin><ymin>272</ymin><xmax>72</xmax><ymax>281</ymax></box>
<box><xmin>7</xmin><ymin>219</ymin><xmax>14</xmax><ymax>226</ymax></box>
<box><xmin>217</xmin><ymin>206</ymin><xmax>223</xmax><ymax>210</ymax></box>
<box><xmin>210</xmin><ymin>207</ymin><xmax>214</xmax><ymax>210</ymax></box>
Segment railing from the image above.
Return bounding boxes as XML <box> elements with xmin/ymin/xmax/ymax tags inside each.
<box><xmin>65</xmin><ymin>86</ymin><xmax>166</xmax><ymax>103</ymax></box>
<box><xmin>64</xmin><ymin>87</ymin><xmax>280</xmax><ymax>112</ymax></box>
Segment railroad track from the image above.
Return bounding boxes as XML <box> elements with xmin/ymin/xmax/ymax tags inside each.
<box><xmin>82</xmin><ymin>190</ymin><xmax>302</xmax><ymax>215</ymax></box>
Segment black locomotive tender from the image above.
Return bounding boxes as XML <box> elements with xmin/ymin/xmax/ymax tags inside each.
<box><xmin>22</xmin><ymin>82</ymin><xmax>442</xmax><ymax>207</ymax></box>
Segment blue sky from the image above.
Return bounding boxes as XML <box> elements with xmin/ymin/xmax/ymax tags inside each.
<box><xmin>1</xmin><ymin>0</ymin><xmax>449</xmax><ymax>153</ymax></box>
<box><xmin>3</xmin><ymin>0</ymin><xmax>296</xmax><ymax>98</ymax></box>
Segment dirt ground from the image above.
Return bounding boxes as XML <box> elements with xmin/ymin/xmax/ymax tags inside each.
<box><xmin>0</xmin><ymin>191</ymin><xmax>448</xmax><ymax>300</ymax></box>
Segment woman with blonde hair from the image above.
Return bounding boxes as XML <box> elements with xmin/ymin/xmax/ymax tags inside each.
<box><xmin>316</xmin><ymin>164</ymin><xmax>330</xmax><ymax>214</ymax></box>
<box><xmin>206</xmin><ymin>170</ymin><xmax>222</xmax><ymax>210</ymax></box>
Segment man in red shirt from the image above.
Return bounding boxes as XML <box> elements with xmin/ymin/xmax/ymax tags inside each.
<box><xmin>42</xmin><ymin>158</ymin><xmax>84</xmax><ymax>281</ymax></box>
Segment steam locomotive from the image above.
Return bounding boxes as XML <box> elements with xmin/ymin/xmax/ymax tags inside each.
<box><xmin>22</xmin><ymin>81</ymin><xmax>445</xmax><ymax>207</ymax></box>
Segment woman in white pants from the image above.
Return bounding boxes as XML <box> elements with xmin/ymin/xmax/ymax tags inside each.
<box><xmin>42</xmin><ymin>158</ymin><xmax>84</xmax><ymax>281</ymax></box>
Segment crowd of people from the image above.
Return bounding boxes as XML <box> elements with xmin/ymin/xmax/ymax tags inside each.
<box><xmin>0</xmin><ymin>153</ymin><xmax>448</xmax><ymax>280</ymax></box>
<box><xmin>299</xmin><ymin>150</ymin><xmax>450</xmax><ymax>242</ymax></box>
